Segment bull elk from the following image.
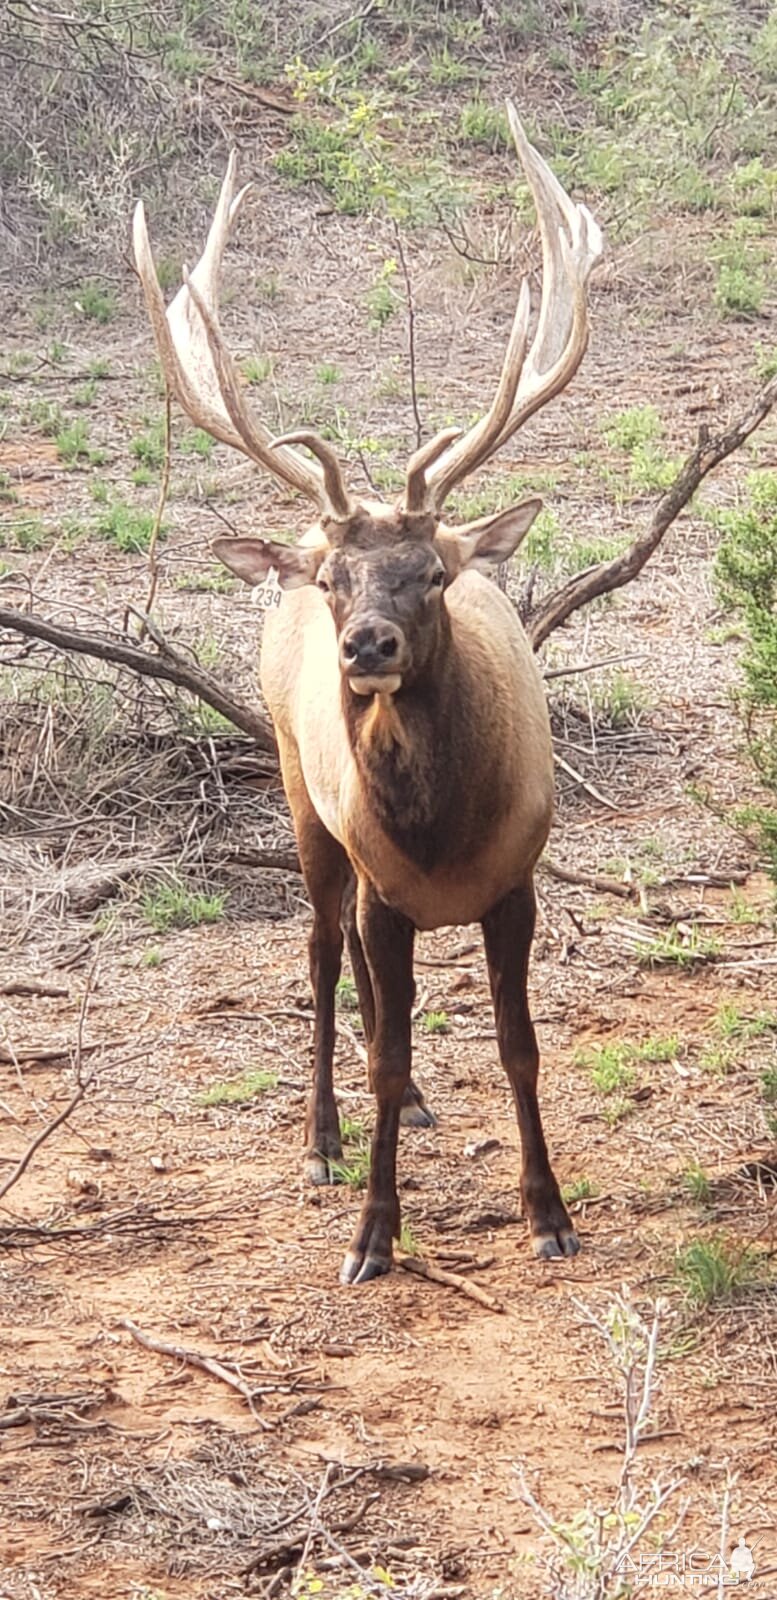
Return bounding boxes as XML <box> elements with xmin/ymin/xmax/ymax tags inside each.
<box><xmin>133</xmin><ymin>103</ymin><xmax>602</xmax><ymax>1284</ymax></box>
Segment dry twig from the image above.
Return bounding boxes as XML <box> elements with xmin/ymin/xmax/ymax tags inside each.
<box><xmin>0</xmin><ymin>966</ymin><xmax>96</xmax><ymax>1202</ymax></box>
<box><xmin>398</xmin><ymin>1254</ymin><xmax>506</xmax><ymax>1313</ymax></box>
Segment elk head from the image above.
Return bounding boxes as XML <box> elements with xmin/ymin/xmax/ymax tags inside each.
<box><xmin>133</xmin><ymin>102</ymin><xmax>602</xmax><ymax>695</ymax></box>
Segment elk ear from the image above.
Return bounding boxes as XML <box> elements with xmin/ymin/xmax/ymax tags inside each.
<box><xmin>452</xmin><ymin>498</ymin><xmax>543</xmax><ymax>575</ymax></box>
<box><xmin>211</xmin><ymin>536</ymin><xmax>325</xmax><ymax>590</ymax></box>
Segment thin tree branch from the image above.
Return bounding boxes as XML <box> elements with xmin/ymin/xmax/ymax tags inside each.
<box><xmin>392</xmin><ymin>220</ymin><xmax>423</xmax><ymax>451</ymax></box>
<box><xmin>528</xmin><ymin>374</ymin><xmax>777</xmax><ymax>649</ymax></box>
<box><xmin>137</xmin><ymin>387</ymin><xmax>171</xmax><ymax>639</ymax></box>
<box><xmin>0</xmin><ymin>604</ymin><xmax>277</xmax><ymax>752</ymax></box>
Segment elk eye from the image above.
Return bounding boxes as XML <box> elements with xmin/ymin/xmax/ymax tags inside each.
<box><xmin>430</xmin><ymin>568</ymin><xmax>445</xmax><ymax>588</ymax></box>
<box><xmin>317</xmin><ymin>576</ymin><xmax>331</xmax><ymax>594</ymax></box>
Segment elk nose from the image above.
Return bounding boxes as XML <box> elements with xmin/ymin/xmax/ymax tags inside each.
<box><xmin>340</xmin><ymin>619</ymin><xmax>402</xmax><ymax>675</ymax></box>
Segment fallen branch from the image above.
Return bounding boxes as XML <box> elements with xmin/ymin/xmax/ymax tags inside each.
<box><xmin>540</xmin><ymin>858</ymin><xmax>633</xmax><ymax>900</ymax></box>
<box><xmin>0</xmin><ymin>604</ymin><xmax>276</xmax><ymax>752</ymax></box>
<box><xmin>120</xmin><ymin>1317</ymin><xmax>272</xmax><ymax>1425</ymax></box>
<box><xmin>528</xmin><ymin>373</ymin><xmax>777</xmax><ymax>647</ymax></box>
<box><xmin>398</xmin><ymin>1253</ymin><xmax>506</xmax><ymax>1313</ymax></box>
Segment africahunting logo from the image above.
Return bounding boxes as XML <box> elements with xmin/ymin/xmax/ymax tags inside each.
<box><xmin>615</xmin><ymin>1533</ymin><xmax>766</xmax><ymax>1587</ymax></box>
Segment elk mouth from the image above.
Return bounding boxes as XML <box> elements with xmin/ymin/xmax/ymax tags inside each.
<box><xmin>346</xmin><ymin>670</ymin><xmax>403</xmax><ymax>697</ymax></box>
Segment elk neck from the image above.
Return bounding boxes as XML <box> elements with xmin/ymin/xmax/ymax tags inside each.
<box><xmin>340</xmin><ymin>600</ymin><xmax>507</xmax><ymax>874</ymax></box>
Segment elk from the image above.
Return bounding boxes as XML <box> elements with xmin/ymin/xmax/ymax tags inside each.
<box><xmin>133</xmin><ymin>103</ymin><xmax>602</xmax><ymax>1285</ymax></box>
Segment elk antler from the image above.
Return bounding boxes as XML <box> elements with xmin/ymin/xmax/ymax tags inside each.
<box><xmin>133</xmin><ymin>153</ymin><xmax>354</xmax><ymax>520</ymax></box>
<box><xmin>404</xmin><ymin>102</ymin><xmax>603</xmax><ymax>517</ymax></box>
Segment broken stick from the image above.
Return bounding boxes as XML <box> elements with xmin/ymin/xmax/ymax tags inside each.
<box><xmin>398</xmin><ymin>1254</ymin><xmax>506</xmax><ymax>1313</ymax></box>
<box><xmin>120</xmin><ymin>1318</ymin><xmax>271</xmax><ymax>1426</ymax></box>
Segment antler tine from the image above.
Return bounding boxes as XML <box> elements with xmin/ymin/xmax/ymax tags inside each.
<box><xmin>416</xmin><ymin>101</ymin><xmax>603</xmax><ymax>516</ymax></box>
<box><xmin>271</xmin><ymin>432</ymin><xmax>354</xmax><ymax>521</ymax></box>
<box><xmin>133</xmin><ymin>155</ymin><xmax>351</xmax><ymax>515</ymax></box>
<box><xmin>404</xmin><ymin>427</ymin><xmax>463</xmax><ymax>512</ymax></box>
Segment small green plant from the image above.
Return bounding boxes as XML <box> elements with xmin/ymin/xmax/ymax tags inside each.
<box><xmin>602</xmin><ymin>405</ymin><xmax>661</xmax><ymax>452</ymax></box>
<box><xmin>48</xmin><ymin>338</ymin><xmax>67</xmax><ymax>364</ymax></box>
<box><xmin>335</xmin><ymin>975</ymin><xmax>360</xmax><ymax>1012</ymax></box>
<box><xmin>316</xmin><ymin>362</ymin><xmax>341</xmax><ymax>385</ymax></box>
<box><xmin>131</xmin><ymin>465</ymin><xmax>153</xmax><ymax>487</ymax></box>
<box><xmin>562</xmin><ymin>1175</ymin><xmax>598</xmax><ymax>1204</ymax></box>
<box><xmin>682</xmin><ymin>1161</ymin><xmax>711</xmax><ymax>1204</ymax></box>
<box><xmin>673</xmin><ymin>1235</ymin><xmax>765</xmax><ymax>1308</ymax></box>
<box><xmin>399</xmin><ymin>1220</ymin><xmax>419</xmax><ymax>1255</ymax></box>
<box><xmin>587</xmin><ymin>1044</ymin><xmax>635</xmax><ymax>1096</ymax></box>
<box><xmin>88</xmin><ymin>357</ymin><xmax>111</xmax><ymax>378</ymax></box>
<box><xmin>130</xmin><ymin>424</ymin><xmax>165</xmax><ymax>468</ymax></box>
<box><xmin>639</xmin><ymin>925</ymin><xmax>721</xmax><ymax>969</ymax></box>
<box><xmin>715</xmin><ymin>260</ymin><xmax>765</xmax><ymax>318</ymax></box>
<box><xmin>73</xmin><ymin>282</ymin><xmax>116</xmax><ymax>323</ymax></box>
<box><xmin>140</xmin><ymin>877</ymin><xmax>227</xmax><ymax>933</ymax></box>
<box><xmin>5</xmin><ymin>516</ymin><xmax>49</xmax><ymax>552</ymax></box>
<box><xmin>421</xmin><ymin>1010</ymin><xmax>450</xmax><ymax>1035</ymax></box>
<box><xmin>95</xmin><ymin>501</ymin><xmax>161</xmax><ymax>554</ymax></box>
<box><xmin>593</xmin><ymin>670</ymin><xmax>650</xmax><ymax>729</ymax></box>
<box><xmin>181</xmin><ymin>427</ymin><xmax>214</xmax><ymax>459</ymax></box>
<box><xmin>365</xmin><ymin>259</ymin><xmax>399</xmax><ymax>330</ymax></box>
<box><xmin>56</xmin><ymin>416</ymin><xmax>91</xmax><ymax>464</ymax></box>
<box><xmin>28</xmin><ymin>398</ymin><xmax>63</xmax><ymax>436</ymax></box>
<box><xmin>196</xmin><ymin>1068</ymin><xmax>278</xmax><ymax>1106</ymax></box>
<box><xmin>73</xmin><ymin>379</ymin><xmax>97</xmax><ymax>408</ymax></box>
<box><xmin>761</xmin><ymin>1065</ymin><xmax>777</xmax><ymax>1103</ymax></box>
<box><xmin>141</xmin><ymin>945</ymin><xmax>163</xmax><ymax>968</ymax></box>
<box><xmin>714</xmin><ymin>474</ymin><xmax>777</xmax><ymax>853</ymax></box>
<box><xmin>332</xmin><ymin>1115</ymin><xmax>371</xmax><ymax>1189</ymax></box>
<box><xmin>458</xmin><ymin>99</ymin><xmax>509</xmax><ymax>150</ymax></box>
<box><xmin>243</xmin><ymin>353</ymin><xmax>274</xmax><ymax>384</ymax></box>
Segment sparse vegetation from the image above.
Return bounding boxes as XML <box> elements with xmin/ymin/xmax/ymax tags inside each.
<box><xmin>141</xmin><ymin>878</ymin><xmax>227</xmax><ymax>933</ymax></box>
<box><xmin>673</xmin><ymin>1235</ymin><xmax>767</xmax><ymax>1308</ymax></box>
<box><xmin>95</xmin><ymin>501</ymin><xmax>163</xmax><ymax>554</ymax></box>
<box><xmin>421</xmin><ymin>1010</ymin><xmax>450</xmax><ymax>1035</ymax></box>
<box><xmin>196</xmin><ymin>1068</ymin><xmax>278</xmax><ymax>1106</ymax></box>
<box><xmin>73</xmin><ymin>283</ymin><xmax>116</xmax><ymax>323</ymax></box>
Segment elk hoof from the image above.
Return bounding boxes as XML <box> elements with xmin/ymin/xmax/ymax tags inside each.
<box><xmin>532</xmin><ymin>1226</ymin><xmax>580</xmax><ymax>1260</ymax></box>
<box><xmin>340</xmin><ymin>1248</ymin><xmax>392</xmax><ymax>1285</ymax></box>
<box><xmin>400</xmin><ymin>1080</ymin><xmax>437</xmax><ymax>1130</ymax></box>
<box><xmin>305</xmin><ymin>1131</ymin><xmax>343</xmax><ymax>1186</ymax></box>
<box><xmin>340</xmin><ymin>1200</ymin><xmax>397</xmax><ymax>1284</ymax></box>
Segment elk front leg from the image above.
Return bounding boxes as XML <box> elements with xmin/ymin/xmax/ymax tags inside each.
<box><xmin>341</xmin><ymin>872</ymin><xmax>435</xmax><ymax>1130</ymax></box>
<box><xmin>482</xmin><ymin>882</ymin><xmax>578</xmax><ymax>1260</ymax></box>
<box><xmin>340</xmin><ymin>881</ymin><xmax>415</xmax><ymax>1285</ymax></box>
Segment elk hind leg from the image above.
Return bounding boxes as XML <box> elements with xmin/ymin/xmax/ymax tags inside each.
<box><xmin>279</xmin><ymin>734</ymin><xmax>348</xmax><ymax>1185</ymax></box>
<box><xmin>482</xmin><ymin>881</ymin><xmax>578</xmax><ymax>1259</ymax></box>
<box><xmin>341</xmin><ymin>873</ymin><xmax>436</xmax><ymax>1130</ymax></box>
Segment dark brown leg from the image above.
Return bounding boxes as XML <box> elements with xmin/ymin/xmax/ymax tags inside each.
<box><xmin>341</xmin><ymin>873</ymin><xmax>435</xmax><ymax>1130</ymax></box>
<box><xmin>278</xmin><ymin>733</ymin><xmax>348</xmax><ymax>1185</ymax></box>
<box><xmin>481</xmin><ymin>881</ymin><xmax>578</xmax><ymax>1260</ymax></box>
<box><xmin>341</xmin><ymin>878</ymin><xmax>415</xmax><ymax>1285</ymax></box>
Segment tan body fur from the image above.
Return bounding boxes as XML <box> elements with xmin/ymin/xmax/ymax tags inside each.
<box><xmin>262</xmin><ymin>571</ymin><xmax>554</xmax><ymax>932</ymax></box>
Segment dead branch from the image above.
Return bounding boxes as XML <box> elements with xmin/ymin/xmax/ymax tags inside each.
<box><xmin>528</xmin><ymin>373</ymin><xmax>777</xmax><ymax>647</ymax></box>
<box><xmin>540</xmin><ymin>858</ymin><xmax>633</xmax><ymax>900</ymax></box>
<box><xmin>392</xmin><ymin>220</ymin><xmax>423</xmax><ymax>450</ymax></box>
<box><xmin>398</xmin><ymin>1253</ymin><xmax>506</xmax><ymax>1312</ymax></box>
<box><xmin>0</xmin><ymin>604</ymin><xmax>276</xmax><ymax>752</ymax></box>
<box><xmin>120</xmin><ymin>1317</ymin><xmax>272</xmax><ymax>1424</ymax></box>
<box><xmin>137</xmin><ymin>387</ymin><xmax>171</xmax><ymax>637</ymax></box>
<box><xmin>0</xmin><ymin>967</ymin><xmax>95</xmax><ymax>1202</ymax></box>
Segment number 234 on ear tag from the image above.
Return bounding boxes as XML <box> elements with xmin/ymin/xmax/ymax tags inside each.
<box><xmin>255</xmin><ymin>567</ymin><xmax>282</xmax><ymax>610</ymax></box>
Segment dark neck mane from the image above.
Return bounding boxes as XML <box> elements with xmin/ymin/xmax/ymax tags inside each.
<box><xmin>341</xmin><ymin>627</ymin><xmax>504</xmax><ymax>873</ymax></box>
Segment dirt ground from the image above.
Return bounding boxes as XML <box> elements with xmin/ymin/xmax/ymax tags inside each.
<box><xmin>2</xmin><ymin>10</ymin><xmax>777</xmax><ymax>1599</ymax></box>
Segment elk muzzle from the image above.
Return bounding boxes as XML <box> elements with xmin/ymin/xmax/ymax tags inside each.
<box><xmin>339</xmin><ymin>616</ymin><xmax>409</xmax><ymax>697</ymax></box>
